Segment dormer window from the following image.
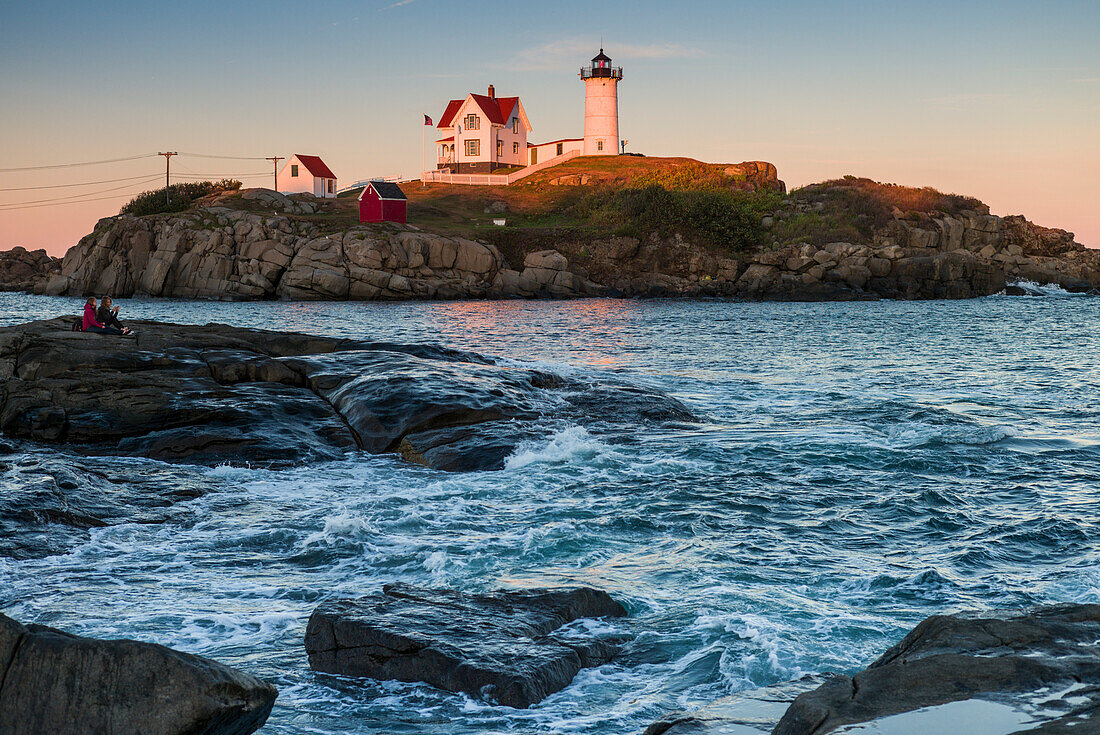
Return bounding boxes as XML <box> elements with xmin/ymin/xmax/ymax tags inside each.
<box><xmin>464</xmin><ymin>114</ymin><xmax>480</xmax><ymax>130</ymax></box>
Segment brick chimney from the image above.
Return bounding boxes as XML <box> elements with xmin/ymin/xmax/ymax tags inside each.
<box><xmin>487</xmin><ymin>84</ymin><xmax>495</xmax><ymax>99</ymax></box>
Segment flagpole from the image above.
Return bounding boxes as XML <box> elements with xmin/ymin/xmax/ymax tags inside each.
<box><xmin>421</xmin><ymin>121</ymin><xmax>426</xmax><ymax>189</ymax></box>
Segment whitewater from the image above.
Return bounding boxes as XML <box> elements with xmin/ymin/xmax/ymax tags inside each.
<box><xmin>2</xmin><ymin>291</ymin><xmax>1099</xmax><ymax>734</ymax></box>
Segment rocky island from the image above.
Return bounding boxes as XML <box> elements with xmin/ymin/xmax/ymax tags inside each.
<box><xmin>5</xmin><ymin>157</ymin><xmax>1096</xmax><ymax>301</ymax></box>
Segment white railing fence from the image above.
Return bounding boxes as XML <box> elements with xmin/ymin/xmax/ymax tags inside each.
<box><xmin>421</xmin><ymin>150</ymin><xmax>582</xmax><ymax>187</ymax></box>
<box><xmin>420</xmin><ymin>171</ymin><xmax>510</xmax><ymax>186</ymax></box>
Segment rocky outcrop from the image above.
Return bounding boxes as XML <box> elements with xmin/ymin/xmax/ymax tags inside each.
<box><xmin>573</xmin><ymin>205</ymin><xmax>1098</xmax><ymax>300</ymax></box>
<box><xmin>0</xmin><ymin>318</ymin><xmax>695</xmax><ymax>471</ymax></box>
<box><xmin>304</xmin><ymin>584</ymin><xmax>628</xmax><ymax>708</ymax></box>
<box><xmin>0</xmin><ymin>246</ymin><xmax>59</xmax><ymax>292</ymax></box>
<box><xmin>486</xmin><ymin>249</ymin><xmax>603</xmax><ymax>298</ymax></box>
<box><xmin>45</xmin><ymin>193</ymin><xmax>510</xmax><ymax>302</ymax></box>
<box><xmin>0</xmin><ymin>612</ymin><xmax>276</xmax><ymax>735</ymax></box>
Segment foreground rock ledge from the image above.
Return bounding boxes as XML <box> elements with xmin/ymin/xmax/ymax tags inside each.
<box><xmin>0</xmin><ymin>317</ymin><xmax>694</xmax><ymax>471</ymax></box>
<box><xmin>775</xmin><ymin>603</ymin><xmax>1100</xmax><ymax>734</ymax></box>
<box><xmin>0</xmin><ymin>612</ymin><xmax>276</xmax><ymax>735</ymax></box>
<box><xmin>304</xmin><ymin>584</ymin><xmax>629</xmax><ymax>708</ymax></box>
<box><xmin>645</xmin><ymin>603</ymin><xmax>1100</xmax><ymax>735</ymax></box>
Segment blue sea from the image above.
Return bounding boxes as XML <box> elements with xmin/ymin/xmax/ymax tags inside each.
<box><xmin>2</xmin><ymin>290</ymin><xmax>1099</xmax><ymax>734</ymax></box>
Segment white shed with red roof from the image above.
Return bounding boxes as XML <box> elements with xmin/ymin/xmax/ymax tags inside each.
<box><xmin>278</xmin><ymin>154</ymin><xmax>338</xmax><ymax>198</ymax></box>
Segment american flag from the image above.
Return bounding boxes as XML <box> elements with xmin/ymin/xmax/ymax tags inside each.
<box><xmin>423</xmin><ymin>114</ymin><xmax>432</xmax><ymax>126</ymax></box>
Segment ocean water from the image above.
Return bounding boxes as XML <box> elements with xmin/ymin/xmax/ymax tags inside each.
<box><xmin>2</xmin><ymin>291</ymin><xmax>1099</xmax><ymax>734</ymax></box>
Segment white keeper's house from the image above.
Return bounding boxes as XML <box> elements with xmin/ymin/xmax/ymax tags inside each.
<box><xmin>436</xmin><ymin>86</ymin><xmax>531</xmax><ymax>174</ymax></box>
<box><xmin>278</xmin><ymin>154</ymin><xmax>338</xmax><ymax>198</ymax></box>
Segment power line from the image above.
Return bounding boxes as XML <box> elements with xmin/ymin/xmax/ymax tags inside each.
<box><xmin>0</xmin><ymin>176</ymin><xmax>163</xmax><ymax>209</ymax></box>
<box><xmin>0</xmin><ymin>174</ymin><xmax>164</xmax><ymax>192</ymax></box>
<box><xmin>0</xmin><ymin>154</ymin><xmax>158</xmax><ymax>173</ymax></box>
<box><xmin>176</xmin><ymin>152</ymin><xmax>270</xmax><ymax>161</ymax></box>
<box><xmin>0</xmin><ymin>191</ymin><xmax>157</xmax><ymax>211</ymax></box>
<box><xmin>173</xmin><ymin>172</ymin><xmax>269</xmax><ymax>178</ymax></box>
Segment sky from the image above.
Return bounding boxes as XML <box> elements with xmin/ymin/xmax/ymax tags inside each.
<box><xmin>1</xmin><ymin>0</ymin><xmax>1097</xmax><ymax>256</ymax></box>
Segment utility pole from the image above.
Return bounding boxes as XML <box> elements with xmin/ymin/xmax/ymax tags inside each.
<box><xmin>158</xmin><ymin>151</ymin><xmax>177</xmax><ymax>206</ymax></box>
<box><xmin>266</xmin><ymin>156</ymin><xmax>283</xmax><ymax>192</ymax></box>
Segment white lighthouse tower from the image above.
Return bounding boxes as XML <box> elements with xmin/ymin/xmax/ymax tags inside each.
<box><xmin>581</xmin><ymin>48</ymin><xmax>622</xmax><ymax>156</ymax></box>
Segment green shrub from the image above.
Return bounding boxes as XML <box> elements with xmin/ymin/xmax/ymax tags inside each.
<box><xmin>120</xmin><ymin>179</ymin><xmax>242</xmax><ymax>216</ymax></box>
<box><xmin>570</xmin><ymin>184</ymin><xmax>778</xmax><ymax>252</ymax></box>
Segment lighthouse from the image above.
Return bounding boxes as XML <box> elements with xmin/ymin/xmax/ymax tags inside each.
<box><xmin>581</xmin><ymin>48</ymin><xmax>622</xmax><ymax>156</ymax></box>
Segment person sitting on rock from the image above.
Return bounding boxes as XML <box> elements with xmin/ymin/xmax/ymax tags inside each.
<box><xmin>82</xmin><ymin>297</ymin><xmax>124</xmax><ymax>335</ymax></box>
<box><xmin>96</xmin><ymin>296</ymin><xmax>134</xmax><ymax>335</ymax></box>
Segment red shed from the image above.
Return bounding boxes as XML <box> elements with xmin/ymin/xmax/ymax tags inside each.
<box><xmin>358</xmin><ymin>181</ymin><xmax>408</xmax><ymax>224</ymax></box>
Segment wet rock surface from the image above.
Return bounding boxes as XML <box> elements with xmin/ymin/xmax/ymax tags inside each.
<box><xmin>643</xmin><ymin>675</ymin><xmax>833</xmax><ymax>734</ymax></box>
<box><xmin>0</xmin><ymin>318</ymin><xmax>695</xmax><ymax>471</ymax></box>
<box><xmin>0</xmin><ymin>612</ymin><xmax>276</xmax><ymax>735</ymax></box>
<box><xmin>304</xmin><ymin>584</ymin><xmax>629</xmax><ymax>708</ymax></box>
<box><xmin>771</xmin><ymin>604</ymin><xmax>1100</xmax><ymax>734</ymax></box>
<box><xmin>0</xmin><ymin>446</ymin><xmax>214</xmax><ymax>559</ymax></box>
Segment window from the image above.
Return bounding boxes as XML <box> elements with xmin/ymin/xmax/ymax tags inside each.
<box><xmin>597</xmin><ymin>140</ymin><xmax>604</xmax><ymax>151</ymax></box>
<box><xmin>465</xmin><ymin>139</ymin><xmax>480</xmax><ymax>157</ymax></box>
<box><xmin>327</xmin><ymin>180</ymin><xmax>334</xmax><ymax>194</ymax></box>
<box><xmin>556</xmin><ymin>143</ymin><xmax>563</xmax><ymax>156</ymax></box>
<box><xmin>513</xmin><ymin>142</ymin><xmax>519</xmax><ymax>154</ymax></box>
<box><xmin>464</xmin><ymin>114</ymin><xmax>480</xmax><ymax>130</ymax></box>
<box><xmin>496</xmin><ymin>139</ymin><xmax>503</xmax><ymax>158</ymax></box>
<box><xmin>291</xmin><ymin>165</ymin><xmax>299</xmax><ymax>177</ymax></box>
<box><xmin>512</xmin><ymin>117</ymin><xmax>518</xmax><ymax>134</ymax></box>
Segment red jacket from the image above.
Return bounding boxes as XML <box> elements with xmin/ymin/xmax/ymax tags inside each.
<box><xmin>83</xmin><ymin>303</ymin><xmax>104</xmax><ymax>330</ymax></box>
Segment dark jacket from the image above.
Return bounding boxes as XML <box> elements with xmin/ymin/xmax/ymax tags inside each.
<box><xmin>96</xmin><ymin>304</ymin><xmax>124</xmax><ymax>330</ymax></box>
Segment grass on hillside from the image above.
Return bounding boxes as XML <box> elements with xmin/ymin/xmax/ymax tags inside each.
<box><xmin>398</xmin><ymin>156</ymin><xmax>783</xmax><ymax>253</ymax></box>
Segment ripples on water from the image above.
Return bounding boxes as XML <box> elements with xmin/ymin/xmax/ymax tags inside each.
<box><xmin>2</xmin><ymin>292</ymin><xmax>1099</xmax><ymax>734</ymax></box>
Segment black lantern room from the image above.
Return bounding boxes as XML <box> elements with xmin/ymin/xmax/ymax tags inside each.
<box><xmin>580</xmin><ymin>48</ymin><xmax>622</xmax><ymax>80</ymax></box>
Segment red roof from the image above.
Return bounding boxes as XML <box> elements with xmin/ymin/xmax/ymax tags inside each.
<box><xmin>293</xmin><ymin>154</ymin><xmax>336</xmax><ymax>180</ymax></box>
<box><xmin>437</xmin><ymin>94</ymin><xmax>520</xmax><ymax>128</ymax></box>
<box><xmin>437</xmin><ymin>100</ymin><xmax>463</xmax><ymax>128</ymax></box>
<box><xmin>436</xmin><ymin>136</ymin><xmax>454</xmax><ymax>143</ymax></box>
